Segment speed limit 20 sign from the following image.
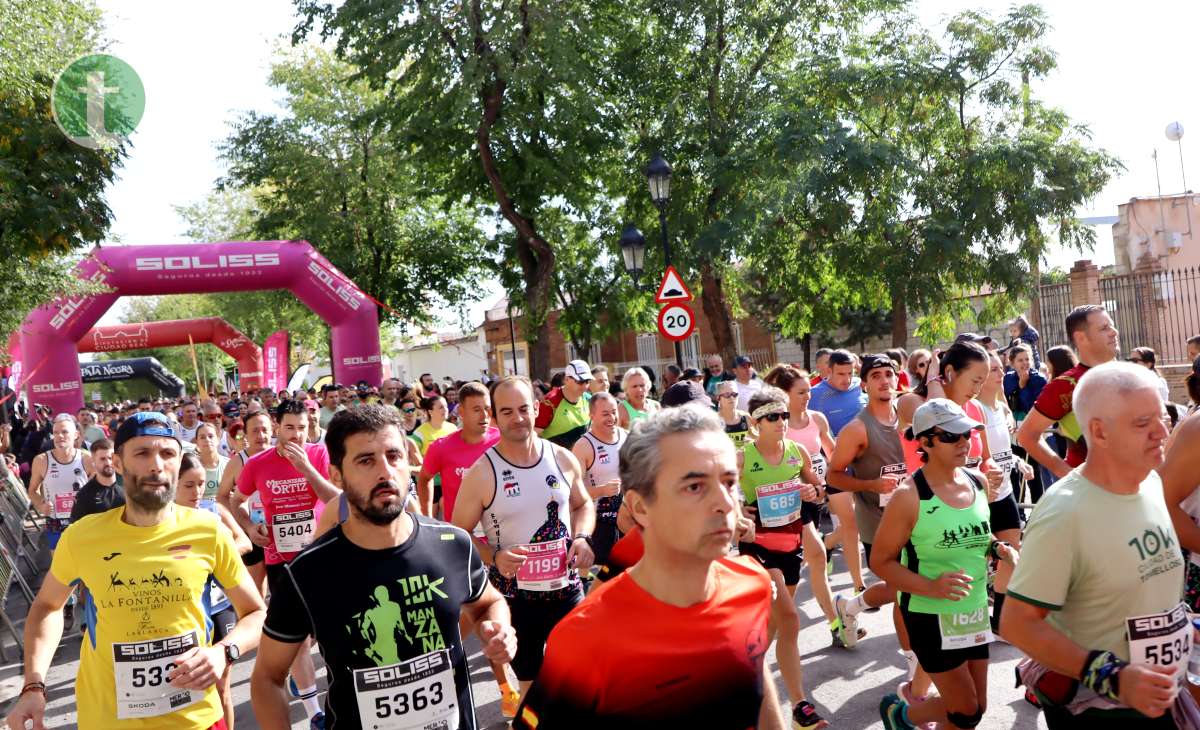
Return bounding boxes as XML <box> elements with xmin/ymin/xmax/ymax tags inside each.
<box><xmin>657</xmin><ymin>303</ymin><xmax>696</xmax><ymax>342</ymax></box>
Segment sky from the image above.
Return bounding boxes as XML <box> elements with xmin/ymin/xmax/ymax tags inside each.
<box><xmin>91</xmin><ymin>0</ymin><xmax>1199</xmax><ymax>328</ymax></box>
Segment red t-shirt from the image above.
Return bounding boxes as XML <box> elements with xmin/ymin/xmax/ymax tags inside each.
<box><xmin>596</xmin><ymin>527</ymin><xmax>644</xmax><ymax>581</ymax></box>
<box><xmin>419</xmin><ymin>426</ymin><xmax>500</xmax><ymax>522</ymax></box>
<box><xmin>1032</xmin><ymin>363</ymin><xmax>1091</xmax><ymax>467</ymax></box>
<box><xmin>236</xmin><ymin>442</ymin><xmax>330</xmax><ymax>565</ymax></box>
<box><xmin>514</xmin><ymin>556</ymin><xmax>771</xmax><ymax>729</ymax></box>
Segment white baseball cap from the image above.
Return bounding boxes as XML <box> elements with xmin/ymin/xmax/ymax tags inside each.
<box><xmin>912</xmin><ymin>398</ymin><xmax>984</xmax><ymax>436</ymax></box>
<box><xmin>565</xmin><ymin>360</ymin><xmax>594</xmax><ymax>381</ymax></box>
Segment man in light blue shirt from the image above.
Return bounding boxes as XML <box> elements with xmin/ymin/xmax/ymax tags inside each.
<box><xmin>809</xmin><ymin>349</ymin><xmax>867</xmax><ymax>436</ymax></box>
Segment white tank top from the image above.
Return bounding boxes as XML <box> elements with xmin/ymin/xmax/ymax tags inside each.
<box><xmin>44</xmin><ymin>449</ymin><xmax>86</xmax><ymax>519</ymax></box>
<box><xmin>977</xmin><ymin>400</ymin><xmax>1015</xmax><ymax>501</ymax></box>
<box><xmin>482</xmin><ymin>439</ymin><xmax>578</xmax><ymax>595</ymax></box>
<box><xmin>238</xmin><ymin>449</ymin><xmax>265</xmax><ymax>522</ymax></box>
<box><xmin>580</xmin><ymin>429</ymin><xmax>626</xmax><ymax>488</ymax></box>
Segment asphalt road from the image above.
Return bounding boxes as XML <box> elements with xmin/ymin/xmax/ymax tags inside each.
<box><xmin>0</xmin><ymin>538</ymin><xmax>1050</xmax><ymax>730</ymax></box>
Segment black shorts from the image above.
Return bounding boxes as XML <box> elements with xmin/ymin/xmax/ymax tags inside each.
<box><xmin>738</xmin><ymin>541</ymin><xmax>803</xmax><ymax>587</ymax></box>
<box><xmin>801</xmin><ymin>500</ymin><xmax>821</xmax><ymax>526</ymax></box>
<box><xmin>593</xmin><ymin>519</ymin><xmax>621</xmax><ymax>568</ymax></box>
<box><xmin>242</xmin><ymin>543</ymin><xmax>265</xmax><ymax>567</ymax></box>
<box><xmin>508</xmin><ymin>588</ymin><xmax>584</xmax><ymax>681</ymax></box>
<box><xmin>900</xmin><ymin>607</ymin><xmax>989</xmax><ymax>673</ymax></box>
<box><xmin>265</xmin><ymin>562</ymin><xmax>290</xmax><ymax>602</ymax></box>
<box><xmin>988</xmin><ymin>492</ymin><xmax>1022</xmax><ymax>533</ymax></box>
<box><xmin>210</xmin><ymin>605</ymin><xmax>238</xmax><ymax>643</ymax></box>
<box><xmin>863</xmin><ymin>541</ymin><xmax>873</xmax><ymax>568</ymax></box>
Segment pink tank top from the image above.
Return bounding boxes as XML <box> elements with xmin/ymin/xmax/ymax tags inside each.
<box><xmin>786</xmin><ymin>412</ymin><xmax>822</xmax><ymax>456</ymax></box>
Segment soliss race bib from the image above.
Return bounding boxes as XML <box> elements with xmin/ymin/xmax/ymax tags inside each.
<box><xmin>516</xmin><ymin>538</ymin><xmax>569</xmax><ymax>592</ymax></box>
<box><xmin>112</xmin><ymin>631</ymin><xmax>204</xmax><ymax>719</ymax></box>
<box><xmin>272</xmin><ymin>508</ymin><xmax>317</xmax><ymax>553</ymax></box>
<box><xmin>878</xmin><ymin>463</ymin><xmax>907</xmax><ymax>507</ymax></box>
<box><xmin>52</xmin><ymin>491</ymin><xmax>76</xmax><ymax>520</ymax></box>
<box><xmin>755</xmin><ymin>480</ymin><xmax>804</xmax><ymax>528</ymax></box>
<box><xmin>991</xmin><ymin>449</ymin><xmax>1015</xmax><ymax>472</ymax></box>
<box><xmin>1127</xmin><ymin>602</ymin><xmax>1191</xmax><ymax>681</ymax></box>
<box><xmin>354</xmin><ymin>650</ymin><xmax>459</xmax><ymax>730</ymax></box>
<box><xmin>810</xmin><ymin>454</ymin><xmax>828</xmax><ymax>482</ymax></box>
<box><xmin>938</xmin><ymin>605</ymin><xmax>993</xmax><ymax>650</ymax></box>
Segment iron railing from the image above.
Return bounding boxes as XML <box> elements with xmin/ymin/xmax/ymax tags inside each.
<box><xmin>1098</xmin><ymin>267</ymin><xmax>1200</xmax><ymax>365</ymax></box>
<box><xmin>1036</xmin><ymin>282</ymin><xmax>1073</xmax><ymax>359</ymax></box>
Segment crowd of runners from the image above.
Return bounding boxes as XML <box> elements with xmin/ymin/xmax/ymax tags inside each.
<box><xmin>5</xmin><ymin>304</ymin><xmax>1200</xmax><ymax>728</ymax></box>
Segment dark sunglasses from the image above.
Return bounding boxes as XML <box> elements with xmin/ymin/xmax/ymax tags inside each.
<box><xmin>402</xmin><ymin>407</ymin><xmax>417</xmax><ymax>414</ymax></box>
<box><xmin>759</xmin><ymin>412</ymin><xmax>790</xmax><ymax>423</ymax></box>
<box><xmin>925</xmin><ymin>430</ymin><xmax>972</xmax><ymax>444</ymax></box>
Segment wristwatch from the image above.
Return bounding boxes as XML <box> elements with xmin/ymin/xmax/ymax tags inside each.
<box><xmin>221</xmin><ymin>641</ymin><xmax>241</xmax><ymax>665</ymax></box>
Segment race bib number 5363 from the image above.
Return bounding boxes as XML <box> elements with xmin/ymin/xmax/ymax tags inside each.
<box><xmin>112</xmin><ymin>632</ymin><xmax>203</xmax><ymax>719</ymax></box>
<box><xmin>354</xmin><ymin>649</ymin><xmax>458</xmax><ymax>730</ymax></box>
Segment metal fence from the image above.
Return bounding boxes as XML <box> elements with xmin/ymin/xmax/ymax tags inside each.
<box><xmin>1036</xmin><ymin>282</ymin><xmax>1073</xmax><ymax>356</ymax></box>
<box><xmin>1098</xmin><ymin>267</ymin><xmax>1200</xmax><ymax>365</ymax></box>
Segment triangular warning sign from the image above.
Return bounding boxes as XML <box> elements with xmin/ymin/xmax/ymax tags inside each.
<box><xmin>655</xmin><ymin>265</ymin><xmax>692</xmax><ymax>304</ymax></box>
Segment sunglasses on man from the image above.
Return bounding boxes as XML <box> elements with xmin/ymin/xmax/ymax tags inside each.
<box><xmin>757</xmin><ymin>412</ymin><xmax>789</xmax><ymax>423</ymax></box>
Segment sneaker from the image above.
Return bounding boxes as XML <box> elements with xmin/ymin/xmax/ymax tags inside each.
<box><xmin>879</xmin><ymin>693</ymin><xmax>915</xmax><ymax>730</ymax></box>
<box><xmin>501</xmin><ymin>689</ymin><xmax>521</xmax><ymax>719</ymax></box>
<box><xmin>834</xmin><ymin>593</ymin><xmax>860</xmax><ymax>648</ymax></box>
<box><xmin>897</xmin><ymin>682</ymin><xmax>936</xmax><ymax>730</ymax></box>
<box><xmin>309</xmin><ymin>711</ymin><xmax>325</xmax><ymax>730</ymax></box>
<box><xmin>793</xmin><ymin>700</ymin><xmax>829</xmax><ymax>729</ymax></box>
<box><xmin>829</xmin><ymin>623</ymin><xmax>868</xmax><ymax>649</ymax></box>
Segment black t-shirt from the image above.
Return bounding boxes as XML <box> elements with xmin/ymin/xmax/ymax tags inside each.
<box><xmin>264</xmin><ymin>514</ymin><xmax>489</xmax><ymax>730</ymax></box>
<box><xmin>68</xmin><ymin>476</ymin><xmax>125</xmax><ymax>523</ymax></box>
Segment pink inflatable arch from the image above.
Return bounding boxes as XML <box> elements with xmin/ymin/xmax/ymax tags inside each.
<box><xmin>77</xmin><ymin>317</ymin><xmax>265</xmax><ymax>392</ymax></box>
<box><xmin>20</xmin><ymin>241</ymin><xmax>381</xmax><ymax>414</ymax></box>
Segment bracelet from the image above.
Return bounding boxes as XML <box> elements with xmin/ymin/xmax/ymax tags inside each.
<box><xmin>20</xmin><ymin>681</ymin><xmax>45</xmax><ymax>696</ymax></box>
<box><xmin>572</xmin><ymin>534</ymin><xmax>594</xmax><ymax>551</ymax></box>
<box><xmin>1081</xmin><ymin>649</ymin><xmax>1126</xmax><ymax>701</ymax></box>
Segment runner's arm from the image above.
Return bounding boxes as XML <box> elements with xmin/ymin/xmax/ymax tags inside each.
<box><xmin>82</xmin><ymin>452</ymin><xmax>95</xmax><ymax>478</ymax></box>
<box><xmin>227</xmin><ymin>481</ymin><xmax>258</xmax><ymax>536</ymax></box>
<box><xmin>866</xmin><ymin>483</ymin><xmax>932</xmax><ymax>595</ymax></box>
<box><xmin>825</xmin><ymin>420</ymin><xmax>880</xmax><ymax>493</ymax></box>
<box><xmin>560</xmin><ymin>447</ymin><xmax>597</xmax><ymax>538</ymax></box>
<box><xmin>19</xmin><ymin>571</ymin><xmax>72</xmax><ymax>686</ymax></box>
<box><xmin>217</xmin><ymin>458</ymin><xmax>244</xmax><ymax>519</ymax></box>
<box><xmin>27</xmin><ymin>454</ymin><xmax>48</xmax><ymax>515</ymax></box>
<box><xmin>251</xmin><ymin>635</ymin><xmax>305</xmax><ymax>729</ymax></box>
<box><xmin>218</xmin><ymin>578</ymin><xmax>266</xmax><ymax>661</ymax></box>
<box><xmin>416</xmin><ymin>470</ymin><xmax>436</xmax><ymax>517</ymax></box>
<box><xmin>462</xmin><ymin>581</ymin><xmax>511</xmax><ymax>634</ymax></box>
<box><xmin>216</xmin><ymin>503</ymin><xmax>253</xmax><ymax>555</ymax></box>
<box><xmin>618</xmin><ymin>404</ymin><xmax>630</xmax><ymax>430</ymax></box>
<box><xmin>1016</xmin><ymin>409</ymin><xmax>1071</xmax><ymax>479</ymax></box>
<box><xmin>1159</xmin><ymin>417</ymin><xmax>1200</xmax><ymax>553</ymax></box>
<box><xmin>999</xmin><ymin>597</ymin><xmax>1089</xmax><ymax>677</ymax></box>
<box><xmin>450</xmin><ymin>458</ymin><xmax>499</xmax><ymax>566</ymax></box>
<box><xmin>794</xmin><ymin>443</ymin><xmax>823</xmax><ymax>501</ymax></box>
<box><xmin>313</xmin><ymin>494</ymin><xmax>340</xmax><ymax>539</ymax></box>
<box><xmin>758</xmin><ymin>660</ymin><xmax>787</xmax><ymax>730</ymax></box>
<box><xmin>812</xmin><ymin>410</ymin><xmax>836</xmax><ymax>457</ymax></box>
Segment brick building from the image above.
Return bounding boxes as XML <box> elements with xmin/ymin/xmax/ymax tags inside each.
<box><xmin>480</xmin><ymin>297</ymin><xmax>779</xmax><ymax>379</ymax></box>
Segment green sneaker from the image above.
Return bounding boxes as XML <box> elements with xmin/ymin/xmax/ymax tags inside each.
<box><xmin>879</xmin><ymin>693</ymin><xmax>915</xmax><ymax>730</ymax></box>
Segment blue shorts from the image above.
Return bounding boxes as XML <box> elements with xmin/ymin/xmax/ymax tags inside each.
<box><xmin>47</xmin><ymin>518</ymin><xmax>68</xmax><ymax>550</ymax></box>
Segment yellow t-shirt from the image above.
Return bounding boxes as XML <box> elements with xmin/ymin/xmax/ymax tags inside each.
<box><xmin>51</xmin><ymin>505</ymin><xmax>250</xmax><ymax>728</ymax></box>
<box><xmin>414</xmin><ymin>421</ymin><xmax>458</xmax><ymax>457</ymax></box>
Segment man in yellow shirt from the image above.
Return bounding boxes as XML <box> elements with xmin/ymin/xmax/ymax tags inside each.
<box><xmin>6</xmin><ymin>412</ymin><xmax>267</xmax><ymax>730</ymax></box>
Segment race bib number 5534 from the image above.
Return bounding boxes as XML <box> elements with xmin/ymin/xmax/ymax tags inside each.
<box><xmin>1127</xmin><ymin>602</ymin><xmax>1191</xmax><ymax>681</ymax></box>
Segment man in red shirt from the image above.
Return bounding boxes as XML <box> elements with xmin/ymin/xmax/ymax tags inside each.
<box><xmin>1017</xmin><ymin>305</ymin><xmax>1119</xmax><ymax>479</ymax></box>
<box><xmin>417</xmin><ymin>381</ymin><xmax>500</xmax><ymax>521</ymax></box>
<box><xmin>514</xmin><ymin>404</ymin><xmax>786</xmax><ymax>730</ymax></box>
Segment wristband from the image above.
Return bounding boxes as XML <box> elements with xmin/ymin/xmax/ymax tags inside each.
<box><xmin>20</xmin><ymin>681</ymin><xmax>46</xmax><ymax>697</ymax></box>
<box><xmin>988</xmin><ymin>540</ymin><xmax>1011</xmax><ymax>560</ymax></box>
<box><xmin>573</xmin><ymin>534</ymin><xmax>594</xmax><ymax>551</ymax></box>
<box><xmin>1081</xmin><ymin>649</ymin><xmax>1126</xmax><ymax>701</ymax></box>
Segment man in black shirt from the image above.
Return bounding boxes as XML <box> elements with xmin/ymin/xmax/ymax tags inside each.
<box><xmin>68</xmin><ymin>438</ymin><xmax>125</xmax><ymax>522</ymax></box>
<box><xmin>251</xmin><ymin>405</ymin><xmax>516</xmax><ymax>730</ymax></box>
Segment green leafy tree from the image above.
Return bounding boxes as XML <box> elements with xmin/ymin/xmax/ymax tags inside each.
<box><xmin>0</xmin><ymin>0</ymin><xmax>123</xmax><ymax>340</ymax></box>
<box><xmin>293</xmin><ymin>0</ymin><xmax>625</xmax><ymax>379</ymax></box>
<box><xmin>771</xmin><ymin>5</ymin><xmax>1119</xmax><ymax>346</ymax></box>
<box><xmin>218</xmin><ymin>44</ymin><xmax>491</xmax><ymax>338</ymax></box>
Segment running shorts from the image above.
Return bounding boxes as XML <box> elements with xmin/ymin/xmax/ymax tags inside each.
<box><xmin>210</xmin><ymin>605</ymin><xmax>238</xmax><ymax>643</ymax></box>
<box><xmin>988</xmin><ymin>492</ymin><xmax>1022</xmax><ymax>534</ymax></box>
<box><xmin>737</xmin><ymin>541</ymin><xmax>803</xmax><ymax>587</ymax></box>
<box><xmin>508</xmin><ymin>588</ymin><xmax>584</xmax><ymax>681</ymax></box>
<box><xmin>242</xmin><ymin>543</ymin><xmax>265</xmax><ymax>567</ymax></box>
<box><xmin>900</xmin><ymin>606</ymin><xmax>989</xmax><ymax>673</ymax></box>
<box><xmin>592</xmin><ymin>519</ymin><xmax>621</xmax><ymax>568</ymax></box>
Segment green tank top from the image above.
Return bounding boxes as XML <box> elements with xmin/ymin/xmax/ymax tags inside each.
<box><xmin>900</xmin><ymin>469</ymin><xmax>991</xmax><ymax>617</ymax></box>
<box><xmin>622</xmin><ymin>399</ymin><xmax>658</xmax><ymax>426</ymax></box>
<box><xmin>740</xmin><ymin>441</ymin><xmax>807</xmax><ymax>551</ymax></box>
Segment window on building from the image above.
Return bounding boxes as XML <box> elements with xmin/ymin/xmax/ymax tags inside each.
<box><xmin>681</xmin><ymin>332</ymin><xmax>701</xmax><ymax>369</ymax></box>
<box><xmin>636</xmin><ymin>334</ymin><xmax>658</xmax><ymax>363</ymax></box>
<box><xmin>568</xmin><ymin>342</ymin><xmax>602</xmax><ymax>365</ymax></box>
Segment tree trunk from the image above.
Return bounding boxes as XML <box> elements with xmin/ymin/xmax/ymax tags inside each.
<box><xmin>700</xmin><ymin>262</ymin><xmax>738</xmax><ymax>364</ymax></box>
<box><xmin>890</xmin><ymin>288</ymin><xmax>908</xmax><ymax>348</ymax></box>
<box><xmin>801</xmin><ymin>333</ymin><xmax>811</xmax><ymax>370</ymax></box>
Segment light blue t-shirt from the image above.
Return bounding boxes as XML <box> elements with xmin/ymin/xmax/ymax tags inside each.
<box><xmin>809</xmin><ymin>379</ymin><xmax>867</xmax><ymax>436</ymax></box>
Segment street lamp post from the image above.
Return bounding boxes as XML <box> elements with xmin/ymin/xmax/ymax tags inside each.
<box><xmin>645</xmin><ymin>153</ymin><xmax>683</xmax><ymax>369</ymax></box>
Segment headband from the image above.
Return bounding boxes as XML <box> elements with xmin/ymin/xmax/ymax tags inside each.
<box><xmin>751</xmin><ymin>402</ymin><xmax>788</xmax><ymax>420</ymax></box>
